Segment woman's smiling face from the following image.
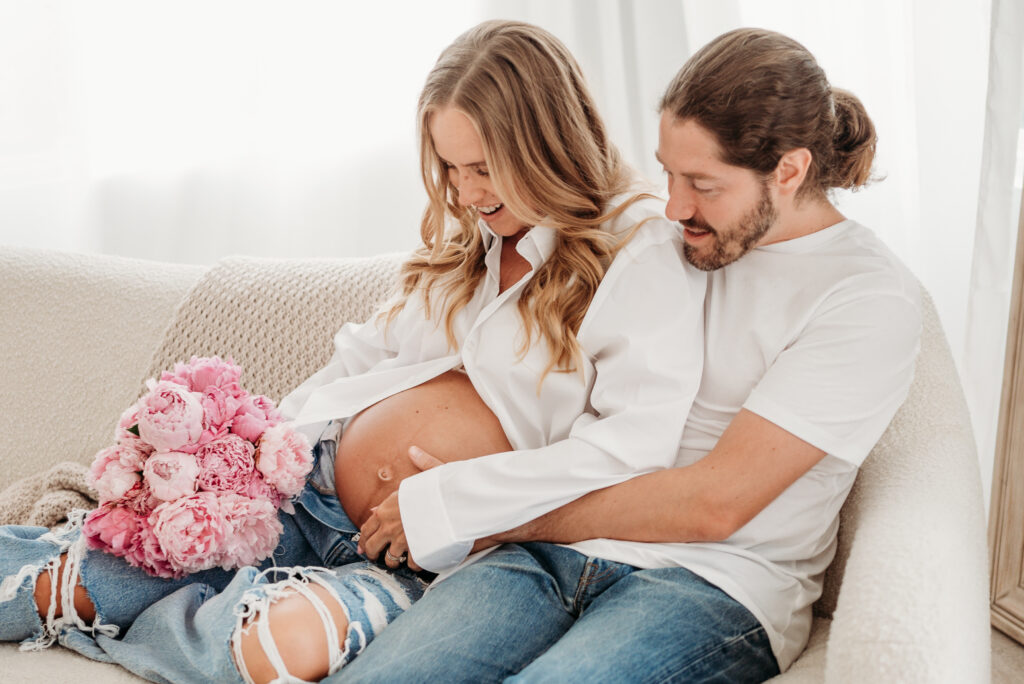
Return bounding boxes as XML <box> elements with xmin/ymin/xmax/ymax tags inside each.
<box><xmin>428</xmin><ymin>106</ymin><xmax>531</xmax><ymax>237</ymax></box>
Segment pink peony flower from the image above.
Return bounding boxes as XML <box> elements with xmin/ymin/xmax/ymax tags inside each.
<box><xmin>231</xmin><ymin>394</ymin><xmax>282</xmax><ymax>442</ymax></box>
<box><xmin>150</xmin><ymin>493</ymin><xmax>227</xmax><ymax>575</ymax></box>
<box><xmin>256</xmin><ymin>424</ymin><xmax>313</xmax><ymax>498</ymax></box>
<box><xmin>200</xmin><ymin>385</ymin><xmax>243</xmax><ymax>434</ymax></box>
<box><xmin>161</xmin><ymin>356</ymin><xmax>243</xmax><ymax>397</ymax></box>
<box><xmin>113</xmin><ymin>404</ymin><xmax>152</xmax><ymax>452</ymax></box>
<box><xmin>144</xmin><ymin>451</ymin><xmax>200</xmax><ymax>502</ymax></box>
<box><xmin>244</xmin><ymin>473</ymin><xmax>277</xmax><ymax>502</ymax></box>
<box><xmin>216</xmin><ymin>494</ymin><xmax>283</xmax><ymax>568</ymax></box>
<box><xmin>120</xmin><ymin>480</ymin><xmax>158</xmax><ymax>516</ymax></box>
<box><xmin>196</xmin><ymin>435</ymin><xmax>256</xmax><ymax>494</ymax></box>
<box><xmin>132</xmin><ymin>515</ymin><xmax>176</xmax><ymax>578</ymax></box>
<box><xmin>86</xmin><ymin>357</ymin><xmax>303</xmax><ymax>578</ymax></box>
<box><xmin>83</xmin><ymin>505</ymin><xmax>144</xmax><ymax>557</ymax></box>
<box><xmin>89</xmin><ymin>444</ymin><xmax>146</xmax><ymax>502</ymax></box>
<box><xmin>177</xmin><ymin>425</ymin><xmax>230</xmax><ymax>456</ymax></box>
<box><xmin>117</xmin><ymin>404</ymin><xmax>140</xmax><ymax>434</ymax></box>
<box><xmin>137</xmin><ymin>380</ymin><xmax>205</xmax><ymax>452</ymax></box>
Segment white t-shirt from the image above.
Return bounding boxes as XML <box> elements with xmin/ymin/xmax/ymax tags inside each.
<box><xmin>568</xmin><ymin>219</ymin><xmax>922</xmax><ymax>671</ymax></box>
<box><xmin>279</xmin><ymin>196</ymin><xmax>708</xmax><ymax>571</ymax></box>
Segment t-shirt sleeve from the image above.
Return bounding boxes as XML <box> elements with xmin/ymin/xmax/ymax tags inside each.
<box><xmin>742</xmin><ymin>283</ymin><xmax>922</xmax><ymax>467</ymax></box>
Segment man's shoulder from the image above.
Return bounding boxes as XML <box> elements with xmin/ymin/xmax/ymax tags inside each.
<box><xmin>732</xmin><ymin>220</ymin><xmax>920</xmax><ymax>306</ymax></box>
<box><xmin>812</xmin><ymin>220</ymin><xmax>921</xmax><ymax>308</ymax></box>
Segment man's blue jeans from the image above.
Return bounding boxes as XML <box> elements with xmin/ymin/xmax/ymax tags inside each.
<box><xmin>336</xmin><ymin>542</ymin><xmax>779</xmax><ymax>683</ymax></box>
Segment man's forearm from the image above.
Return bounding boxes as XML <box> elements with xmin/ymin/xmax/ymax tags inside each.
<box><xmin>491</xmin><ymin>466</ymin><xmax>724</xmax><ymax>546</ymax></box>
<box><xmin>491</xmin><ymin>410</ymin><xmax>828</xmax><ymax>548</ymax></box>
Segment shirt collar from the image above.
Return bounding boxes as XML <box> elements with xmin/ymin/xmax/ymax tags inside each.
<box><xmin>478</xmin><ymin>218</ymin><xmax>558</xmax><ymax>273</ymax></box>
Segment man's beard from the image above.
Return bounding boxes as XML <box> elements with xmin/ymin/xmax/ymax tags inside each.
<box><xmin>682</xmin><ymin>184</ymin><xmax>778</xmax><ymax>272</ymax></box>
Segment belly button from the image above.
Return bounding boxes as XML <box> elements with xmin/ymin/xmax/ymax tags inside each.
<box><xmin>377</xmin><ymin>467</ymin><xmax>392</xmax><ymax>481</ymax></box>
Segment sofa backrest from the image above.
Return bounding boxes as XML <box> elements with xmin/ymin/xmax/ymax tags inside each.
<box><xmin>0</xmin><ymin>247</ymin><xmax>203</xmax><ymax>492</ymax></box>
<box><xmin>144</xmin><ymin>253</ymin><xmax>407</xmax><ymax>402</ymax></box>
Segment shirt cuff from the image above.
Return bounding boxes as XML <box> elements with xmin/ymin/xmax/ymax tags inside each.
<box><xmin>398</xmin><ymin>468</ymin><xmax>473</xmax><ymax>572</ymax></box>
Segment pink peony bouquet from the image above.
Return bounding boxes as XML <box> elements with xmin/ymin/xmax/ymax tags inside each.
<box><xmin>82</xmin><ymin>356</ymin><xmax>313</xmax><ymax>578</ymax></box>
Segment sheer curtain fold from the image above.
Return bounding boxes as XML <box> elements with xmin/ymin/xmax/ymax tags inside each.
<box><xmin>965</xmin><ymin>0</ymin><xmax>1024</xmax><ymax>508</ymax></box>
<box><xmin>481</xmin><ymin>0</ymin><xmax>690</xmax><ymax>184</ymax></box>
<box><xmin>1</xmin><ymin>0</ymin><xmax>483</xmax><ymax>263</ymax></box>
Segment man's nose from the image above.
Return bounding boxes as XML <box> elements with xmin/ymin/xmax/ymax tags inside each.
<box><xmin>665</xmin><ymin>182</ymin><xmax>696</xmax><ymax>222</ymax></box>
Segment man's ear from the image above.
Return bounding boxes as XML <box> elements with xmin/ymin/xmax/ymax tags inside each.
<box><xmin>773</xmin><ymin>148</ymin><xmax>813</xmax><ymax>197</ymax></box>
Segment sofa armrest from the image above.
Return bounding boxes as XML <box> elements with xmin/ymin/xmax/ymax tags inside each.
<box><xmin>0</xmin><ymin>247</ymin><xmax>203</xmax><ymax>492</ymax></box>
<box><xmin>823</xmin><ymin>294</ymin><xmax>991</xmax><ymax>682</ymax></box>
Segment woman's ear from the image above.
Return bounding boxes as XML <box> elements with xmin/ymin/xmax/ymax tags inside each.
<box><xmin>773</xmin><ymin>148</ymin><xmax>813</xmax><ymax>197</ymax></box>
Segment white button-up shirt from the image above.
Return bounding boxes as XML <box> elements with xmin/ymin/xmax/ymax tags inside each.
<box><xmin>279</xmin><ymin>196</ymin><xmax>705</xmax><ymax>572</ymax></box>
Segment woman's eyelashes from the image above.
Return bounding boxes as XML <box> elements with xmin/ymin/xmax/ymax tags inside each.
<box><xmin>440</xmin><ymin>160</ymin><xmax>490</xmax><ymax>177</ymax></box>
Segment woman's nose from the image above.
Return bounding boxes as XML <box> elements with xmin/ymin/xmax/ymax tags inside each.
<box><xmin>455</xmin><ymin>173</ymin><xmax>484</xmax><ymax>207</ymax></box>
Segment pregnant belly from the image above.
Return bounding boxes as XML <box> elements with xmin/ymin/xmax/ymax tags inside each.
<box><xmin>334</xmin><ymin>369</ymin><xmax>512</xmax><ymax>527</ymax></box>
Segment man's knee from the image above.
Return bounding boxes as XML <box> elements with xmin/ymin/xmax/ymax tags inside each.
<box><xmin>233</xmin><ymin>581</ymin><xmax>349</xmax><ymax>684</ymax></box>
<box><xmin>33</xmin><ymin>553</ymin><xmax>96</xmax><ymax>622</ymax></box>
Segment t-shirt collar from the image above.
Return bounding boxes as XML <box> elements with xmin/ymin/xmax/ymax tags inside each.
<box><xmin>754</xmin><ymin>219</ymin><xmax>855</xmax><ymax>254</ymax></box>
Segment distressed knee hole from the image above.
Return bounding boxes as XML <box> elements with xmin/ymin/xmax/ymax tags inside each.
<box><xmin>33</xmin><ymin>553</ymin><xmax>96</xmax><ymax>623</ymax></box>
<box><xmin>11</xmin><ymin>512</ymin><xmax>117</xmax><ymax>651</ymax></box>
<box><xmin>233</xmin><ymin>576</ymin><xmax>349</xmax><ymax>684</ymax></box>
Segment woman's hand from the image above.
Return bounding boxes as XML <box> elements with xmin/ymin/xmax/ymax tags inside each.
<box><xmin>357</xmin><ymin>446</ymin><xmax>443</xmax><ymax>571</ymax></box>
<box><xmin>359</xmin><ymin>490</ymin><xmax>421</xmax><ymax>571</ymax></box>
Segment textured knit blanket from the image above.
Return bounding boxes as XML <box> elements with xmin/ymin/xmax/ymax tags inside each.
<box><xmin>0</xmin><ymin>253</ymin><xmax>405</xmax><ymax>528</ymax></box>
<box><xmin>0</xmin><ymin>462</ymin><xmax>96</xmax><ymax>527</ymax></box>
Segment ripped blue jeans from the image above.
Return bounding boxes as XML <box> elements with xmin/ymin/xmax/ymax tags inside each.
<box><xmin>0</xmin><ymin>422</ymin><xmax>425</xmax><ymax>683</ymax></box>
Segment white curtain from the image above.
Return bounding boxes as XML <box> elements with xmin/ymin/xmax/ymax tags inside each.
<box><xmin>1</xmin><ymin>0</ymin><xmax>484</xmax><ymax>262</ymax></box>
<box><xmin>3</xmin><ymin>0</ymin><xmax>1020</xmax><ymax>509</ymax></box>
<box><xmin>964</xmin><ymin>0</ymin><xmax>1024</xmax><ymax>510</ymax></box>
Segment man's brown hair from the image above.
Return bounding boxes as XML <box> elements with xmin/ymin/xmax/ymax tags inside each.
<box><xmin>660</xmin><ymin>28</ymin><xmax>877</xmax><ymax>200</ymax></box>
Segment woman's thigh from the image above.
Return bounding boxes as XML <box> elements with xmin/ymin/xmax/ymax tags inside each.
<box><xmin>0</xmin><ymin>502</ymin><xmax>324</xmax><ymax>648</ymax></box>
<box><xmin>92</xmin><ymin>560</ymin><xmax>425</xmax><ymax>684</ymax></box>
<box><xmin>81</xmin><ymin>505</ymin><xmax>325</xmax><ymax>631</ymax></box>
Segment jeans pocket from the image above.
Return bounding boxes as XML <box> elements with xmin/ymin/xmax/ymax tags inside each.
<box><xmin>293</xmin><ymin>485</ymin><xmax>363</xmax><ymax>566</ymax></box>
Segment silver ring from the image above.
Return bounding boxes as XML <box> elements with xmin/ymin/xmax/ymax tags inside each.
<box><xmin>385</xmin><ymin>550</ymin><xmax>408</xmax><ymax>564</ymax></box>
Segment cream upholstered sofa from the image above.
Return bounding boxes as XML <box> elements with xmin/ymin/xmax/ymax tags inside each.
<box><xmin>0</xmin><ymin>245</ymin><xmax>992</xmax><ymax>683</ymax></box>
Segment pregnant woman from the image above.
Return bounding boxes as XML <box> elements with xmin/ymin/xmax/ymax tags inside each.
<box><xmin>0</xmin><ymin>20</ymin><xmax>704</xmax><ymax>684</ymax></box>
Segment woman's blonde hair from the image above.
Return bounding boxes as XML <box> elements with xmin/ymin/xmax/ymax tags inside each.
<box><xmin>389</xmin><ymin>19</ymin><xmax>645</xmax><ymax>380</ymax></box>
